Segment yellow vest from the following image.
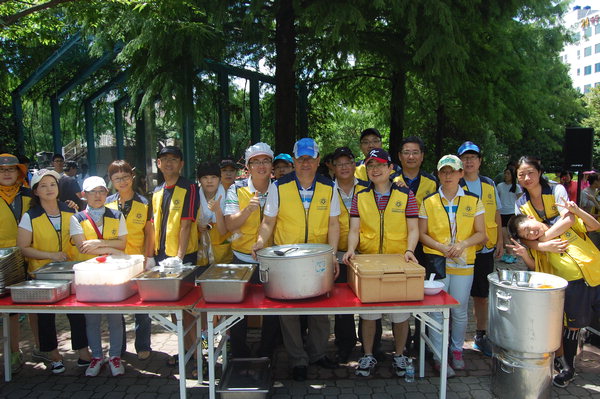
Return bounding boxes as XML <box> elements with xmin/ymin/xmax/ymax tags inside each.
<box><xmin>531</xmin><ymin>218</ymin><xmax>600</xmax><ymax>286</ymax></box>
<box><xmin>152</xmin><ymin>178</ymin><xmax>198</xmax><ymax>257</ymax></box>
<box><xmin>516</xmin><ymin>185</ymin><xmax>561</xmax><ymax>224</ymax></box>
<box><xmin>73</xmin><ymin>207</ymin><xmax>122</xmax><ymax>261</ymax></box>
<box><xmin>392</xmin><ymin>171</ymin><xmax>437</xmax><ymax>207</ymax></box>
<box><xmin>337</xmin><ymin>179</ymin><xmax>368</xmax><ymax>252</ymax></box>
<box><xmin>0</xmin><ymin>188</ymin><xmax>32</xmax><ymax>247</ymax></box>
<box><xmin>27</xmin><ymin>203</ymin><xmax>78</xmax><ymax>273</ymax></box>
<box><xmin>274</xmin><ymin>173</ymin><xmax>333</xmax><ymax>245</ymax></box>
<box><xmin>355</xmin><ymin>184</ymin><xmax>412</xmax><ymax>254</ymax></box>
<box><xmin>460</xmin><ymin>176</ymin><xmax>498</xmax><ymax>251</ymax></box>
<box><xmin>422</xmin><ymin>191</ymin><xmax>480</xmax><ymax>267</ymax></box>
<box><xmin>106</xmin><ymin>193</ymin><xmax>149</xmax><ymax>255</ymax></box>
<box><xmin>230</xmin><ymin>180</ymin><xmax>273</xmax><ymax>255</ymax></box>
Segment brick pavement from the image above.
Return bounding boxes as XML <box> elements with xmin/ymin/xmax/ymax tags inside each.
<box><xmin>1</xmin><ymin>258</ymin><xmax>599</xmax><ymax>398</ymax></box>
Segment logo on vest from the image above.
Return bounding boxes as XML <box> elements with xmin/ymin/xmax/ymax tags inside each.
<box><xmin>317</xmin><ymin>198</ymin><xmax>327</xmax><ymax>210</ymax></box>
<box><xmin>136</xmin><ymin>213</ymin><xmax>142</xmax><ymax>219</ymax></box>
<box><xmin>174</xmin><ymin>199</ymin><xmax>180</xmax><ymax>205</ymax></box>
<box><xmin>392</xmin><ymin>200</ymin><xmax>404</xmax><ymax>213</ymax></box>
<box><xmin>112</xmin><ymin>229</ymin><xmax>117</xmax><ymax>236</ymax></box>
<box><xmin>463</xmin><ymin>205</ymin><xmax>474</xmax><ymax>217</ymax></box>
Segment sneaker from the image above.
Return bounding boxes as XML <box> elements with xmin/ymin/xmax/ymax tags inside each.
<box><xmin>433</xmin><ymin>359</ymin><xmax>456</xmax><ymax>378</ymax></box>
<box><xmin>50</xmin><ymin>360</ymin><xmax>65</xmax><ymax>374</ymax></box>
<box><xmin>473</xmin><ymin>334</ymin><xmax>493</xmax><ymax>357</ymax></box>
<box><xmin>10</xmin><ymin>351</ymin><xmax>23</xmax><ymax>374</ymax></box>
<box><xmin>355</xmin><ymin>355</ymin><xmax>377</xmax><ymax>377</ymax></box>
<box><xmin>554</xmin><ymin>356</ymin><xmax>567</xmax><ymax>373</ymax></box>
<box><xmin>85</xmin><ymin>357</ymin><xmax>105</xmax><ymax>377</ymax></box>
<box><xmin>32</xmin><ymin>347</ymin><xmax>52</xmax><ymax>362</ymax></box>
<box><xmin>392</xmin><ymin>354</ymin><xmax>409</xmax><ymax>377</ymax></box>
<box><xmin>553</xmin><ymin>368</ymin><xmax>575</xmax><ymax>388</ymax></box>
<box><xmin>109</xmin><ymin>356</ymin><xmax>125</xmax><ymax>376</ymax></box>
<box><xmin>451</xmin><ymin>350</ymin><xmax>465</xmax><ymax>370</ymax></box>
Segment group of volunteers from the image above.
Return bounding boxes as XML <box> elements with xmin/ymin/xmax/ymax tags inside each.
<box><xmin>0</xmin><ymin>125</ymin><xmax>598</xmax><ymax>388</ymax></box>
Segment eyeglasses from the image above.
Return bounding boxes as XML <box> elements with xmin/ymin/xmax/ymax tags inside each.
<box><xmin>366</xmin><ymin>163</ymin><xmax>388</xmax><ymax>171</ymax></box>
<box><xmin>400</xmin><ymin>151</ymin><xmax>421</xmax><ymax>157</ymax></box>
<box><xmin>112</xmin><ymin>175</ymin><xmax>132</xmax><ymax>184</ymax></box>
<box><xmin>438</xmin><ymin>169</ymin><xmax>459</xmax><ymax>176</ymax></box>
<box><xmin>334</xmin><ymin>162</ymin><xmax>354</xmax><ymax>168</ymax></box>
<box><xmin>248</xmin><ymin>160</ymin><xmax>272</xmax><ymax>167</ymax></box>
<box><xmin>86</xmin><ymin>189</ymin><xmax>107</xmax><ymax>196</ymax></box>
<box><xmin>296</xmin><ymin>157</ymin><xmax>317</xmax><ymax>164</ymax></box>
<box><xmin>360</xmin><ymin>139</ymin><xmax>381</xmax><ymax>145</ymax></box>
<box><xmin>0</xmin><ymin>167</ymin><xmax>18</xmax><ymax>174</ymax></box>
<box><xmin>460</xmin><ymin>155</ymin><xmax>479</xmax><ymax>162</ymax></box>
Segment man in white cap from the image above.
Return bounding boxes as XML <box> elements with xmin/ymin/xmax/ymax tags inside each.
<box><xmin>224</xmin><ymin>142</ymin><xmax>281</xmax><ymax>358</ymax></box>
<box><xmin>252</xmin><ymin>137</ymin><xmax>341</xmax><ymax>381</ymax></box>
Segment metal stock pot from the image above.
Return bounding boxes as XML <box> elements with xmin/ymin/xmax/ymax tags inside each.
<box><xmin>256</xmin><ymin>244</ymin><xmax>334</xmax><ymax>300</ymax></box>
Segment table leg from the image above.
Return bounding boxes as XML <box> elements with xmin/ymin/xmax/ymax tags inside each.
<box><xmin>3</xmin><ymin>313</ymin><xmax>10</xmax><ymax>382</ymax></box>
<box><xmin>419</xmin><ymin>313</ymin><xmax>425</xmax><ymax>378</ymax></box>
<box><xmin>208</xmin><ymin>312</ymin><xmax>216</xmax><ymax>399</ymax></box>
<box><xmin>439</xmin><ymin>308</ymin><xmax>450</xmax><ymax>399</ymax></box>
<box><xmin>175</xmin><ymin>310</ymin><xmax>187</xmax><ymax>399</ymax></box>
<box><xmin>196</xmin><ymin>311</ymin><xmax>202</xmax><ymax>383</ymax></box>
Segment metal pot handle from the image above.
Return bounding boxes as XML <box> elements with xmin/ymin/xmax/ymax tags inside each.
<box><xmin>496</xmin><ymin>290</ymin><xmax>511</xmax><ymax>312</ymax></box>
<box><xmin>498</xmin><ymin>356</ymin><xmax>515</xmax><ymax>374</ymax></box>
<box><xmin>259</xmin><ymin>268</ymin><xmax>269</xmax><ymax>283</ymax></box>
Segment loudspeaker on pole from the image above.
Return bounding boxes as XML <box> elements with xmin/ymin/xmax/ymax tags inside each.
<box><xmin>564</xmin><ymin>127</ymin><xmax>594</xmax><ymax>170</ymax></box>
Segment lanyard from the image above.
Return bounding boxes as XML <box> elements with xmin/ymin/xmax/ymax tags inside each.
<box><xmin>83</xmin><ymin>210</ymin><xmax>104</xmax><ymax>239</ymax></box>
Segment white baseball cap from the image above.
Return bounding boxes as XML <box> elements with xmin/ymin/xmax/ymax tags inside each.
<box><xmin>245</xmin><ymin>142</ymin><xmax>274</xmax><ymax>166</ymax></box>
<box><xmin>82</xmin><ymin>176</ymin><xmax>108</xmax><ymax>192</ymax></box>
<box><xmin>30</xmin><ymin>169</ymin><xmax>60</xmax><ymax>189</ymax></box>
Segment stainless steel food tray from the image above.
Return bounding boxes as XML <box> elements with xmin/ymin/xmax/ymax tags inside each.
<box><xmin>196</xmin><ymin>264</ymin><xmax>255</xmax><ymax>303</ymax></box>
<box><xmin>8</xmin><ymin>280</ymin><xmax>71</xmax><ymax>303</ymax></box>
<box><xmin>132</xmin><ymin>265</ymin><xmax>199</xmax><ymax>301</ymax></box>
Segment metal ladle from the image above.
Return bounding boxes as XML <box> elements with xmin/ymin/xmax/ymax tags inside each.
<box><xmin>274</xmin><ymin>247</ymin><xmax>298</xmax><ymax>256</ymax></box>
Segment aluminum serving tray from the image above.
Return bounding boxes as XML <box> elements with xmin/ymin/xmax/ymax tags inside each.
<box><xmin>8</xmin><ymin>280</ymin><xmax>71</xmax><ymax>304</ymax></box>
<box><xmin>33</xmin><ymin>261</ymin><xmax>78</xmax><ymax>294</ymax></box>
<box><xmin>132</xmin><ymin>265</ymin><xmax>199</xmax><ymax>301</ymax></box>
<box><xmin>196</xmin><ymin>264</ymin><xmax>256</xmax><ymax>303</ymax></box>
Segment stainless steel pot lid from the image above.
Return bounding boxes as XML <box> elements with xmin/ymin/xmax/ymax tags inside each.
<box><xmin>34</xmin><ymin>261</ymin><xmax>79</xmax><ymax>274</ymax></box>
<box><xmin>197</xmin><ymin>264</ymin><xmax>255</xmax><ymax>282</ymax></box>
<box><xmin>256</xmin><ymin>244</ymin><xmax>333</xmax><ymax>258</ymax></box>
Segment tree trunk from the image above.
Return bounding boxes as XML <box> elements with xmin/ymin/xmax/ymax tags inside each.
<box><xmin>274</xmin><ymin>0</ymin><xmax>297</xmax><ymax>154</ymax></box>
<box><xmin>434</xmin><ymin>104</ymin><xmax>445</xmax><ymax>162</ymax></box>
<box><xmin>389</xmin><ymin>69</ymin><xmax>406</xmax><ymax>165</ymax></box>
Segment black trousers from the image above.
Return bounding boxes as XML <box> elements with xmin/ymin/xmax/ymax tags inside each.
<box><xmin>334</xmin><ymin>263</ymin><xmax>357</xmax><ymax>350</ymax></box>
<box><xmin>38</xmin><ymin>313</ymin><xmax>88</xmax><ymax>352</ymax></box>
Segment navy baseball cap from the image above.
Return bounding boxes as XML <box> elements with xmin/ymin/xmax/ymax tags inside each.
<box><xmin>365</xmin><ymin>148</ymin><xmax>391</xmax><ymax>164</ymax></box>
<box><xmin>332</xmin><ymin>147</ymin><xmax>355</xmax><ymax>161</ymax></box>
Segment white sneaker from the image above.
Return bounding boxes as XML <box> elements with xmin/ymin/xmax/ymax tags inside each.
<box><xmin>392</xmin><ymin>354</ymin><xmax>409</xmax><ymax>377</ymax></box>
<box><xmin>451</xmin><ymin>350</ymin><xmax>465</xmax><ymax>370</ymax></box>
<box><xmin>85</xmin><ymin>357</ymin><xmax>105</xmax><ymax>377</ymax></box>
<box><xmin>108</xmin><ymin>356</ymin><xmax>125</xmax><ymax>376</ymax></box>
<box><xmin>355</xmin><ymin>355</ymin><xmax>377</xmax><ymax>377</ymax></box>
<box><xmin>434</xmin><ymin>359</ymin><xmax>456</xmax><ymax>378</ymax></box>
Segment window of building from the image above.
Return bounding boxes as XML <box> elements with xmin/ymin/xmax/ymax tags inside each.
<box><xmin>596</xmin><ymin>24</ymin><xmax>600</xmax><ymax>35</ymax></box>
<box><xmin>585</xmin><ymin>26</ymin><xmax>593</xmax><ymax>38</ymax></box>
<box><xmin>585</xmin><ymin>46</ymin><xmax>592</xmax><ymax>56</ymax></box>
<box><xmin>578</xmin><ymin>68</ymin><xmax>581</xmax><ymax>76</ymax></box>
<box><xmin>585</xmin><ymin>65</ymin><xmax>592</xmax><ymax>75</ymax></box>
<box><xmin>596</xmin><ymin>82</ymin><xmax>600</xmax><ymax>87</ymax></box>
<box><xmin>578</xmin><ymin>49</ymin><xmax>581</xmax><ymax>59</ymax></box>
<box><xmin>584</xmin><ymin>84</ymin><xmax>592</xmax><ymax>93</ymax></box>
<box><xmin>574</xmin><ymin>32</ymin><xmax>581</xmax><ymax>42</ymax></box>
<box><xmin>595</xmin><ymin>63</ymin><xmax>600</xmax><ymax>72</ymax></box>
<box><xmin>596</xmin><ymin>43</ymin><xmax>600</xmax><ymax>53</ymax></box>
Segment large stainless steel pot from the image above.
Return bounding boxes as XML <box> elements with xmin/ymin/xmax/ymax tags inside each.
<box><xmin>256</xmin><ymin>244</ymin><xmax>334</xmax><ymax>300</ymax></box>
<box><xmin>491</xmin><ymin>347</ymin><xmax>552</xmax><ymax>399</ymax></box>
<box><xmin>488</xmin><ymin>271</ymin><xmax>567</xmax><ymax>354</ymax></box>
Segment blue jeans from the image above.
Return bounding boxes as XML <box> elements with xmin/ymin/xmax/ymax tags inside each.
<box><xmin>135</xmin><ymin>314</ymin><xmax>152</xmax><ymax>352</ymax></box>
<box><xmin>85</xmin><ymin>313</ymin><xmax>124</xmax><ymax>358</ymax></box>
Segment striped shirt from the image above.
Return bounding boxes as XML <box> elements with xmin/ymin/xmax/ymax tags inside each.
<box><xmin>350</xmin><ymin>189</ymin><xmax>419</xmax><ymax>217</ymax></box>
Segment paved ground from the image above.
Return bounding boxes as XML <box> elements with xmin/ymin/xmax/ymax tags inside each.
<box><xmin>1</xmin><ymin>258</ymin><xmax>600</xmax><ymax>398</ymax></box>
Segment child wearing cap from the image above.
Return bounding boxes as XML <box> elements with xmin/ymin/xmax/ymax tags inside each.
<box><xmin>71</xmin><ymin>176</ymin><xmax>128</xmax><ymax>377</ymax></box>
<box><xmin>418</xmin><ymin>155</ymin><xmax>486</xmax><ymax>376</ymax></box>
<box><xmin>219</xmin><ymin>157</ymin><xmax>239</xmax><ymax>190</ymax></box>
<box><xmin>0</xmin><ymin>153</ymin><xmax>33</xmax><ymax>373</ymax></box>
<box><xmin>197</xmin><ymin>161</ymin><xmax>232</xmax><ymax>264</ymax></box>
<box><xmin>342</xmin><ymin>148</ymin><xmax>419</xmax><ymax>378</ymax></box>
<box><xmin>17</xmin><ymin>169</ymin><xmax>91</xmax><ymax>374</ymax></box>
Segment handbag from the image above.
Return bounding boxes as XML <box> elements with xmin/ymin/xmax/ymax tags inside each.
<box><xmin>425</xmin><ymin>253</ymin><xmax>446</xmax><ymax>280</ymax></box>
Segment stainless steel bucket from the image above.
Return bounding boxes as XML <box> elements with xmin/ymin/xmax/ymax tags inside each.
<box><xmin>488</xmin><ymin>271</ymin><xmax>567</xmax><ymax>354</ymax></box>
<box><xmin>491</xmin><ymin>348</ymin><xmax>552</xmax><ymax>399</ymax></box>
<box><xmin>256</xmin><ymin>244</ymin><xmax>334</xmax><ymax>300</ymax></box>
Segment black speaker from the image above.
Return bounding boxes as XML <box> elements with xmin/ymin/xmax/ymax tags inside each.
<box><xmin>564</xmin><ymin>127</ymin><xmax>594</xmax><ymax>170</ymax></box>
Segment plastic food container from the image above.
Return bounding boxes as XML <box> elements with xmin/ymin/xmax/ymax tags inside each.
<box><xmin>133</xmin><ymin>265</ymin><xmax>199</xmax><ymax>301</ymax></box>
<box><xmin>348</xmin><ymin>254</ymin><xmax>425</xmax><ymax>302</ymax></box>
<box><xmin>196</xmin><ymin>264</ymin><xmax>255</xmax><ymax>303</ymax></box>
<box><xmin>32</xmin><ymin>261</ymin><xmax>78</xmax><ymax>294</ymax></box>
<box><xmin>73</xmin><ymin>255</ymin><xmax>144</xmax><ymax>302</ymax></box>
<box><xmin>8</xmin><ymin>280</ymin><xmax>71</xmax><ymax>303</ymax></box>
<box><xmin>217</xmin><ymin>357</ymin><xmax>272</xmax><ymax>399</ymax></box>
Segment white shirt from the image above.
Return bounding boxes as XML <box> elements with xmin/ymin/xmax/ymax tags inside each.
<box><xmin>70</xmin><ymin>213</ymin><xmax>128</xmax><ymax>237</ymax></box>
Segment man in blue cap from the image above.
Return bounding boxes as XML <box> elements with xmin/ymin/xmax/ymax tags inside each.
<box><xmin>253</xmin><ymin>137</ymin><xmax>341</xmax><ymax>381</ymax></box>
<box><xmin>457</xmin><ymin>141</ymin><xmax>503</xmax><ymax>361</ymax></box>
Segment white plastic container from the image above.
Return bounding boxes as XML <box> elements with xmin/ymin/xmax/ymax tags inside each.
<box><xmin>73</xmin><ymin>255</ymin><xmax>144</xmax><ymax>302</ymax></box>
